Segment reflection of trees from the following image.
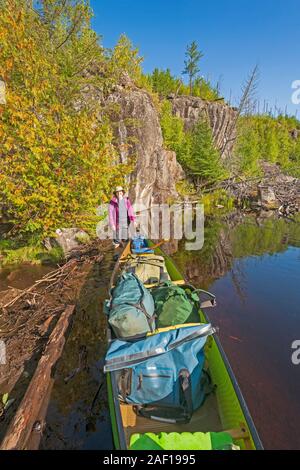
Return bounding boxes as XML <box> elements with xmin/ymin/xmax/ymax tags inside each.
<box><xmin>173</xmin><ymin>217</ymin><xmax>234</xmax><ymax>289</ymax></box>
<box><xmin>230</xmin><ymin>260</ymin><xmax>248</xmax><ymax>305</ymax></box>
<box><xmin>232</xmin><ymin>214</ymin><xmax>300</xmax><ymax>257</ymax></box>
<box><xmin>172</xmin><ymin>212</ymin><xmax>300</xmax><ymax>290</ymax></box>
<box><xmin>41</xmin><ymin>254</ymin><xmax>115</xmax><ymax>450</ymax></box>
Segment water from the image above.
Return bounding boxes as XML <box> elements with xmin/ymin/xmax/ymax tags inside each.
<box><xmin>0</xmin><ymin>264</ymin><xmax>54</xmax><ymax>293</ymax></box>
<box><xmin>40</xmin><ymin>252</ymin><xmax>115</xmax><ymax>450</ymax></box>
<box><xmin>0</xmin><ymin>251</ymin><xmax>115</xmax><ymax>450</ymax></box>
<box><xmin>172</xmin><ymin>212</ymin><xmax>300</xmax><ymax>450</ymax></box>
<box><xmin>1</xmin><ymin>213</ymin><xmax>299</xmax><ymax>449</ymax></box>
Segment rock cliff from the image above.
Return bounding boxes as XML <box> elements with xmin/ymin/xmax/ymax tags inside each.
<box><xmin>85</xmin><ymin>73</ymin><xmax>239</xmax><ymax>206</ymax></box>
<box><xmin>169</xmin><ymin>95</ymin><xmax>238</xmax><ymax>159</ymax></box>
<box><xmin>104</xmin><ymin>83</ymin><xmax>239</xmax><ymax>205</ymax></box>
<box><xmin>104</xmin><ymin>78</ymin><xmax>184</xmax><ymax>207</ymax></box>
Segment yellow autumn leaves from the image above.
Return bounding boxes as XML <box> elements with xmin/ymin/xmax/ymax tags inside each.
<box><xmin>0</xmin><ymin>1</ymin><xmax>128</xmax><ymax>237</ymax></box>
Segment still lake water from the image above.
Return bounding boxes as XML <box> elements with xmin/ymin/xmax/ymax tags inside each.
<box><xmin>1</xmin><ymin>212</ymin><xmax>299</xmax><ymax>449</ymax></box>
<box><xmin>172</xmin><ymin>212</ymin><xmax>300</xmax><ymax>450</ymax></box>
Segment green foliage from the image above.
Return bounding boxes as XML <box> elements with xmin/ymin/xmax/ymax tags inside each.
<box><xmin>182</xmin><ymin>41</ymin><xmax>204</xmax><ymax>94</ymax></box>
<box><xmin>75</xmin><ymin>232</ymin><xmax>91</xmax><ymax>245</ymax></box>
<box><xmin>0</xmin><ymin>241</ymin><xmax>64</xmax><ymax>267</ymax></box>
<box><xmin>147</xmin><ymin>68</ymin><xmax>183</xmax><ymax>97</ymax></box>
<box><xmin>175</xmin><ymin>180</ymin><xmax>197</xmax><ymax>197</ymax></box>
<box><xmin>106</xmin><ymin>34</ymin><xmax>143</xmax><ymax>84</ymax></box>
<box><xmin>160</xmin><ymin>102</ymin><xmax>226</xmax><ymax>187</ymax></box>
<box><xmin>200</xmin><ymin>190</ymin><xmax>234</xmax><ymax>215</ymax></box>
<box><xmin>236</xmin><ymin>114</ymin><xmax>300</xmax><ymax>177</ymax></box>
<box><xmin>191</xmin><ymin>77</ymin><xmax>221</xmax><ymax>101</ymax></box>
<box><xmin>235</xmin><ymin>117</ymin><xmax>261</xmax><ymax>175</ymax></box>
<box><xmin>2</xmin><ymin>393</ymin><xmax>9</xmax><ymax>405</ymax></box>
<box><xmin>232</xmin><ymin>215</ymin><xmax>300</xmax><ymax>258</ymax></box>
<box><xmin>181</xmin><ymin>120</ymin><xmax>226</xmax><ymax>187</ymax></box>
<box><xmin>147</xmin><ymin>68</ymin><xmax>220</xmax><ymax>101</ymax></box>
<box><xmin>0</xmin><ymin>1</ymin><xmax>127</xmax><ymax>239</ymax></box>
<box><xmin>160</xmin><ymin>100</ymin><xmax>186</xmax><ymax>156</ymax></box>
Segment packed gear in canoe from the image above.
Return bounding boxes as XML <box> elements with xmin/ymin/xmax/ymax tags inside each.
<box><xmin>105</xmin><ymin>272</ymin><xmax>155</xmax><ymax>340</ymax></box>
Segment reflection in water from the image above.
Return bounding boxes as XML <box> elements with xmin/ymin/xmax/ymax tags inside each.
<box><xmin>172</xmin><ymin>212</ymin><xmax>300</xmax><ymax>450</ymax></box>
<box><xmin>1</xmin><ymin>212</ymin><xmax>299</xmax><ymax>449</ymax></box>
<box><xmin>40</xmin><ymin>251</ymin><xmax>115</xmax><ymax>450</ymax></box>
<box><xmin>0</xmin><ymin>264</ymin><xmax>54</xmax><ymax>293</ymax></box>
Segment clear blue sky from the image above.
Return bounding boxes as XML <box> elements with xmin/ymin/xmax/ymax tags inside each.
<box><xmin>90</xmin><ymin>0</ymin><xmax>300</xmax><ymax>116</ymax></box>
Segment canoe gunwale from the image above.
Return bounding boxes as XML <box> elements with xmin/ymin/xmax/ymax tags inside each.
<box><xmin>211</xmin><ymin>330</ymin><xmax>263</xmax><ymax>450</ymax></box>
<box><xmin>105</xmin><ymin>240</ymin><xmax>263</xmax><ymax>450</ymax></box>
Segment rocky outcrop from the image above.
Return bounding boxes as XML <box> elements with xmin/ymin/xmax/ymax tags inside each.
<box><xmin>169</xmin><ymin>95</ymin><xmax>238</xmax><ymax>159</ymax></box>
<box><xmin>258</xmin><ymin>186</ymin><xmax>279</xmax><ymax>210</ymax></box>
<box><xmin>103</xmin><ymin>77</ymin><xmax>185</xmax><ymax>207</ymax></box>
<box><xmin>228</xmin><ymin>162</ymin><xmax>300</xmax><ymax>212</ymax></box>
<box><xmin>44</xmin><ymin>228</ymin><xmax>91</xmax><ymax>256</ymax></box>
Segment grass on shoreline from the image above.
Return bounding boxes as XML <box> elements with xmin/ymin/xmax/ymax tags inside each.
<box><xmin>0</xmin><ymin>239</ymin><xmax>64</xmax><ymax>268</ymax></box>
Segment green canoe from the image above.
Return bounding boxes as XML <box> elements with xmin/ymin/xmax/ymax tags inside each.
<box><xmin>105</xmin><ymin>241</ymin><xmax>263</xmax><ymax>450</ymax></box>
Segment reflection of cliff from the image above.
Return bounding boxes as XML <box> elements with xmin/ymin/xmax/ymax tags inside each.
<box><xmin>171</xmin><ymin>213</ymin><xmax>241</xmax><ymax>289</ymax></box>
<box><xmin>182</xmin><ymin>229</ymin><xmax>233</xmax><ymax>289</ymax></box>
<box><xmin>172</xmin><ymin>211</ymin><xmax>300</xmax><ymax>290</ymax></box>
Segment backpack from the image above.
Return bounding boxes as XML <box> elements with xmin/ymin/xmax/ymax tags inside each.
<box><xmin>104</xmin><ymin>324</ymin><xmax>216</xmax><ymax>423</ymax></box>
<box><xmin>105</xmin><ymin>272</ymin><xmax>156</xmax><ymax>340</ymax></box>
<box><xmin>123</xmin><ymin>254</ymin><xmax>170</xmax><ymax>286</ymax></box>
<box><xmin>151</xmin><ymin>282</ymin><xmax>201</xmax><ymax>328</ymax></box>
<box><xmin>131</xmin><ymin>235</ymin><xmax>154</xmax><ymax>254</ymax></box>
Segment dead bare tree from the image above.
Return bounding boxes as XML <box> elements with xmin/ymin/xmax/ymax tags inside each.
<box><xmin>220</xmin><ymin>64</ymin><xmax>260</xmax><ymax>159</ymax></box>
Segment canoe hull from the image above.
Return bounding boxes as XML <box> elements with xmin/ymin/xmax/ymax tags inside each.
<box><xmin>105</xmin><ymin>241</ymin><xmax>263</xmax><ymax>450</ymax></box>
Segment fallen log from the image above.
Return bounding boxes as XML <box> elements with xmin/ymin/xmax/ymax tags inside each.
<box><xmin>0</xmin><ymin>305</ymin><xmax>75</xmax><ymax>450</ymax></box>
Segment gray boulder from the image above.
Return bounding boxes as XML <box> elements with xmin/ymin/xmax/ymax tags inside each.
<box><xmin>45</xmin><ymin>228</ymin><xmax>91</xmax><ymax>256</ymax></box>
<box><xmin>258</xmin><ymin>186</ymin><xmax>279</xmax><ymax>210</ymax></box>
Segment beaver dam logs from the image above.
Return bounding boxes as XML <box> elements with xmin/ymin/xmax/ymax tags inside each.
<box><xmin>0</xmin><ymin>305</ymin><xmax>75</xmax><ymax>450</ymax></box>
<box><xmin>0</xmin><ymin>241</ymin><xmax>108</xmax><ymax>448</ymax></box>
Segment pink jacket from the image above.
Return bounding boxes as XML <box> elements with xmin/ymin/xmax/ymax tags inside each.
<box><xmin>109</xmin><ymin>196</ymin><xmax>136</xmax><ymax>229</ymax></box>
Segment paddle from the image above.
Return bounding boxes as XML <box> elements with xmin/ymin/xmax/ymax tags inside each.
<box><xmin>148</xmin><ymin>239</ymin><xmax>170</xmax><ymax>251</ymax></box>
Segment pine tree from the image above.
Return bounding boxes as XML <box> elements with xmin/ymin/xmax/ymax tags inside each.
<box><xmin>183</xmin><ymin>120</ymin><xmax>225</xmax><ymax>187</ymax></box>
<box><xmin>182</xmin><ymin>41</ymin><xmax>203</xmax><ymax>95</ymax></box>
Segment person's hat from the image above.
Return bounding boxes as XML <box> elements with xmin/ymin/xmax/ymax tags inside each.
<box><xmin>115</xmin><ymin>186</ymin><xmax>125</xmax><ymax>193</ymax></box>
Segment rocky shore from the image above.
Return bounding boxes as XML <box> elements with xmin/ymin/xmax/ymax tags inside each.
<box><xmin>225</xmin><ymin>162</ymin><xmax>300</xmax><ymax>213</ymax></box>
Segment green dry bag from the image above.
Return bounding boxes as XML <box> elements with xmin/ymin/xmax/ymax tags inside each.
<box><xmin>151</xmin><ymin>282</ymin><xmax>200</xmax><ymax>328</ymax></box>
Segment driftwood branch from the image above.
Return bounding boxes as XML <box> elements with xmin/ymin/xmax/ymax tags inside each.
<box><xmin>0</xmin><ymin>305</ymin><xmax>75</xmax><ymax>451</ymax></box>
<box><xmin>1</xmin><ymin>259</ymin><xmax>76</xmax><ymax>310</ymax></box>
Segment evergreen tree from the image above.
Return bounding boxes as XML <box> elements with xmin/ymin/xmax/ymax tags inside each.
<box><xmin>107</xmin><ymin>34</ymin><xmax>143</xmax><ymax>83</ymax></box>
<box><xmin>148</xmin><ymin>68</ymin><xmax>183</xmax><ymax>97</ymax></box>
<box><xmin>182</xmin><ymin>41</ymin><xmax>203</xmax><ymax>95</ymax></box>
<box><xmin>182</xmin><ymin>120</ymin><xmax>225</xmax><ymax>187</ymax></box>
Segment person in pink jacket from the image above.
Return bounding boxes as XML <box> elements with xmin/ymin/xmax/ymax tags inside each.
<box><xmin>109</xmin><ymin>186</ymin><xmax>136</xmax><ymax>248</ymax></box>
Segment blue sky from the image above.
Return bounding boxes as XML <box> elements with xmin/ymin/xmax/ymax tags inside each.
<box><xmin>90</xmin><ymin>0</ymin><xmax>300</xmax><ymax>116</ymax></box>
